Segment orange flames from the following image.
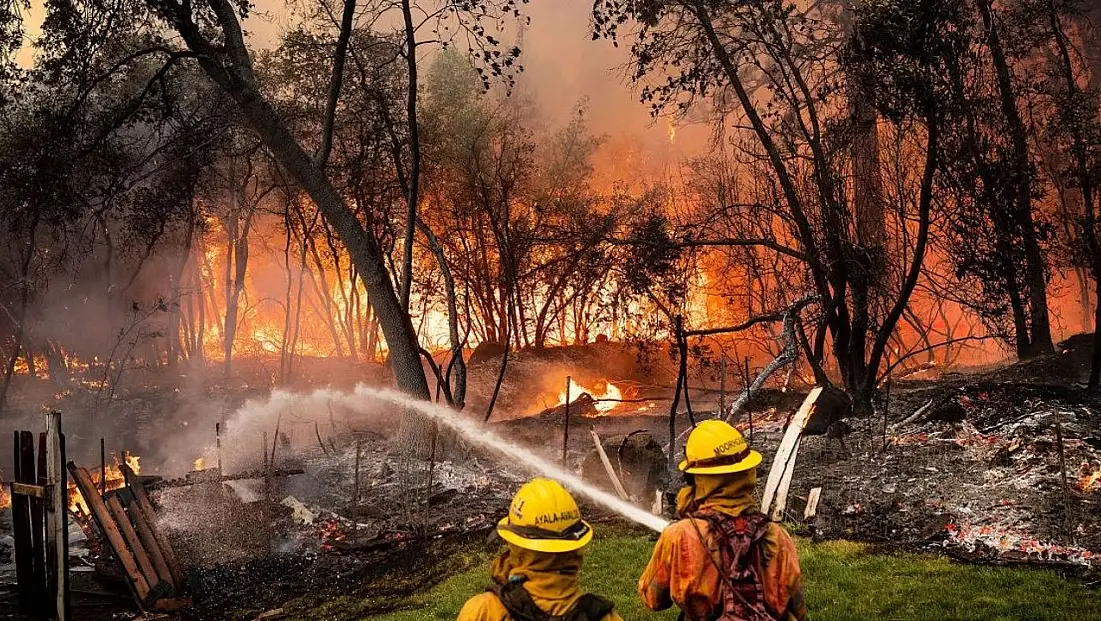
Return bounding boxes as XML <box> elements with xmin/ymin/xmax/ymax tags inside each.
<box><xmin>13</xmin><ymin>355</ymin><xmax>49</xmax><ymax>379</ymax></box>
<box><xmin>0</xmin><ymin>476</ymin><xmax>10</xmax><ymax>509</ymax></box>
<box><xmin>68</xmin><ymin>454</ymin><xmax>141</xmax><ymax>516</ymax></box>
<box><xmin>193</xmin><ymin>457</ymin><xmax>206</xmax><ymax>472</ymax></box>
<box><xmin>557</xmin><ymin>380</ymin><xmax>624</xmax><ymax>414</ymax></box>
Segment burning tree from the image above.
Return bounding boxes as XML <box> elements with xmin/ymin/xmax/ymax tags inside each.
<box><xmin>592</xmin><ymin>0</ymin><xmax>960</xmax><ymax>413</ymax></box>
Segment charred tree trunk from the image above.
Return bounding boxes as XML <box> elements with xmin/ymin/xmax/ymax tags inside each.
<box><xmin>0</xmin><ymin>215</ymin><xmax>39</xmax><ymax>413</ymax></box>
<box><xmin>976</xmin><ymin>0</ymin><xmax>1053</xmax><ymax>358</ymax></box>
<box><xmin>398</xmin><ymin>0</ymin><xmax>421</xmax><ymax>313</ymax></box>
<box><xmin>223</xmin><ymin>207</ymin><xmax>253</xmax><ymax>377</ymax></box>
<box><xmin>1048</xmin><ymin>8</ymin><xmax>1101</xmax><ymax>388</ymax></box>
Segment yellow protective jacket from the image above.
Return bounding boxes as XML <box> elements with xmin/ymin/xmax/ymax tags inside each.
<box><xmin>458</xmin><ymin>545</ymin><xmax>624</xmax><ymax>621</ymax></box>
<box><xmin>638</xmin><ymin>472</ymin><xmax>807</xmax><ymax>621</ymax></box>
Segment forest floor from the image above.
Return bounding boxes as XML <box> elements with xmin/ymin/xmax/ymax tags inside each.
<box><xmin>0</xmin><ymin>340</ymin><xmax>1100</xmax><ymax>619</ymax></box>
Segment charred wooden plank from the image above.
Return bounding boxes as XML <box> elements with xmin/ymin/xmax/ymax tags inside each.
<box><xmin>124</xmin><ymin>465</ymin><xmax>185</xmax><ymax>590</ymax></box>
<box><xmin>68</xmin><ymin>463</ymin><xmax>151</xmax><ymax>603</ymax></box>
<box><xmin>106</xmin><ymin>494</ymin><xmax>166</xmax><ymax>601</ymax></box>
<box><xmin>24</xmin><ymin>431</ymin><xmax>46</xmax><ymax>612</ymax></box>
<box><xmin>9</xmin><ymin>482</ymin><xmax>45</xmax><ymax>498</ymax></box>
<box><xmin>126</xmin><ymin>492</ymin><xmax>175</xmax><ymax>593</ymax></box>
<box><xmin>12</xmin><ymin>431</ymin><xmax>34</xmax><ymax>614</ymax></box>
<box><xmin>44</xmin><ymin>413</ymin><xmax>69</xmax><ymax>621</ymax></box>
<box><xmin>762</xmin><ymin>387</ymin><xmax>822</xmax><ymax>520</ymax></box>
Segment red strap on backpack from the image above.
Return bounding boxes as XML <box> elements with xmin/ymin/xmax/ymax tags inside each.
<box><xmin>691</xmin><ymin>510</ymin><xmax>777</xmax><ymax>621</ymax></box>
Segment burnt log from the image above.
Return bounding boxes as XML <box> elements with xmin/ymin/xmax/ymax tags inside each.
<box><xmin>531</xmin><ymin>393</ymin><xmax>600</xmax><ymax>424</ymax></box>
<box><xmin>580</xmin><ymin>432</ymin><xmax>665</xmax><ymax>501</ymax></box>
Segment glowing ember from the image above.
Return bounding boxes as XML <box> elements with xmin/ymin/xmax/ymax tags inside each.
<box><xmin>557</xmin><ymin>380</ymin><xmax>623</xmax><ymax>413</ymax></box>
<box><xmin>193</xmin><ymin>457</ymin><xmax>206</xmax><ymax>472</ymax></box>
<box><xmin>1079</xmin><ymin>464</ymin><xmax>1101</xmax><ymax>493</ymax></box>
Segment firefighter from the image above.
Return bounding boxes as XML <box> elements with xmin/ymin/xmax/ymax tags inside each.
<box><xmin>458</xmin><ymin>478</ymin><xmax>623</xmax><ymax>621</ymax></box>
<box><xmin>639</xmin><ymin>420</ymin><xmax>806</xmax><ymax>621</ymax></box>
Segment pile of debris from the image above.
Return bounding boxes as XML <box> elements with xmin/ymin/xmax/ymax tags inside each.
<box><xmin>781</xmin><ymin>379</ymin><xmax>1101</xmax><ymax>572</ymax></box>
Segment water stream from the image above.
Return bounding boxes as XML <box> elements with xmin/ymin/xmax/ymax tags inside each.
<box><xmin>351</xmin><ymin>385</ymin><xmax>671</xmax><ymax>533</ymax></box>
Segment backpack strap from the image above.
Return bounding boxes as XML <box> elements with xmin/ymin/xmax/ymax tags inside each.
<box><xmin>489</xmin><ymin>579</ymin><xmax>550</xmax><ymax>621</ymax></box>
<box><xmin>689</xmin><ymin>510</ymin><xmax>777</xmax><ymax>621</ymax></box>
<box><xmin>572</xmin><ymin>594</ymin><xmax>616</xmax><ymax>621</ymax></box>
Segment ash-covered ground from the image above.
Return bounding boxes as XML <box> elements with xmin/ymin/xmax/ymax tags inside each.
<box><xmin>0</xmin><ymin>341</ymin><xmax>1099</xmax><ymax>619</ymax></box>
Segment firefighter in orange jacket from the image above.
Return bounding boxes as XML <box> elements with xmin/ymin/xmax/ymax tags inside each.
<box><xmin>639</xmin><ymin>420</ymin><xmax>807</xmax><ymax>621</ymax></box>
<box><xmin>458</xmin><ymin>478</ymin><xmax>624</xmax><ymax>621</ymax></box>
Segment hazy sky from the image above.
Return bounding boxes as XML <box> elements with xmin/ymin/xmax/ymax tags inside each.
<box><xmin>17</xmin><ymin>1</ymin><xmax>705</xmax><ymax>165</ymax></box>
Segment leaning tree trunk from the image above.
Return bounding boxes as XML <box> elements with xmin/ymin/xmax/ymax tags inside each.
<box><xmin>179</xmin><ymin>13</ymin><xmax>434</xmax><ymax>456</ymax></box>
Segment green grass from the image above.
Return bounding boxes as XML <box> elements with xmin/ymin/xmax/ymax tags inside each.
<box><xmin>290</xmin><ymin>528</ymin><xmax>1100</xmax><ymax>621</ymax></box>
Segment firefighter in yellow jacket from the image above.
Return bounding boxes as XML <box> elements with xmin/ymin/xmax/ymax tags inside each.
<box><xmin>639</xmin><ymin>420</ymin><xmax>807</xmax><ymax>621</ymax></box>
<box><xmin>458</xmin><ymin>478</ymin><xmax>623</xmax><ymax>621</ymax></box>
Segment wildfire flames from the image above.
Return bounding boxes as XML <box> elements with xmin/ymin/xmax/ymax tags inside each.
<box><xmin>557</xmin><ymin>380</ymin><xmax>623</xmax><ymax>414</ymax></box>
<box><xmin>0</xmin><ymin>477</ymin><xmax>10</xmax><ymax>509</ymax></box>
<box><xmin>13</xmin><ymin>355</ymin><xmax>49</xmax><ymax>379</ymax></box>
<box><xmin>193</xmin><ymin>457</ymin><xmax>206</xmax><ymax>471</ymax></box>
<box><xmin>68</xmin><ymin>454</ymin><xmax>141</xmax><ymax>516</ymax></box>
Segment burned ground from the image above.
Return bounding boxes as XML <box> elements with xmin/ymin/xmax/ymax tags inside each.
<box><xmin>1</xmin><ymin>342</ymin><xmax>1100</xmax><ymax>619</ymax></box>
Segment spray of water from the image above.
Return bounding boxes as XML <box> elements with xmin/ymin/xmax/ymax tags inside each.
<box><xmin>352</xmin><ymin>385</ymin><xmax>671</xmax><ymax>533</ymax></box>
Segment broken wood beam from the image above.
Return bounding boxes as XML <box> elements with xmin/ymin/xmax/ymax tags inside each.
<box><xmin>804</xmin><ymin>487</ymin><xmax>822</xmax><ymax>520</ymax></box>
<box><xmin>68</xmin><ymin>464</ymin><xmax>151</xmax><ymax>603</ymax></box>
<box><xmin>589</xmin><ymin>428</ymin><xmax>629</xmax><ymax>501</ymax></box>
<box><xmin>10</xmin><ymin>482</ymin><xmax>45</xmax><ymax>498</ymax></box>
<box><xmin>892</xmin><ymin>398</ymin><xmax>933</xmax><ymax>431</ymax></box>
<box><xmin>106</xmin><ymin>494</ymin><xmax>167</xmax><ymax>601</ymax></box>
<box><xmin>762</xmin><ymin>387</ymin><xmax>823</xmax><ymax>521</ymax></box>
<box><xmin>124</xmin><ymin>464</ymin><xmax>186</xmax><ymax>590</ymax></box>
<box><xmin>126</xmin><ymin>493</ymin><xmax>175</xmax><ymax>593</ymax></box>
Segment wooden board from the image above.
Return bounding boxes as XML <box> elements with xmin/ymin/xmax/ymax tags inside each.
<box><xmin>124</xmin><ymin>465</ymin><xmax>185</xmax><ymax>590</ymax></box>
<box><xmin>45</xmin><ymin>413</ymin><xmax>69</xmax><ymax>621</ymax></box>
<box><xmin>761</xmin><ymin>387</ymin><xmax>822</xmax><ymax>520</ymax></box>
<box><xmin>22</xmin><ymin>431</ymin><xmax>46</xmax><ymax>611</ymax></box>
<box><xmin>804</xmin><ymin>487</ymin><xmax>822</xmax><ymax>520</ymax></box>
<box><xmin>32</xmin><ymin>433</ymin><xmax>46</xmax><ymax>599</ymax></box>
<box><xmin>68</xmin><ymin>464</ymin><xmax>151</xmax><ymax>603</ymax></box>
<box><xmin>106</xmin><ymin>494</ymin><xmax>165</xmax><ymax>598</ymax></box>
<box><xmin>9</xmin><ymin>482</ymin><xmax>44</xmax><ymax>498</ymax></box>
<box><xmin>11</xmin><ymin>432</ymin><xmax>34</xmax><ymax>614</ymax></box>
<box><xmin>589</xmin><ymin>428</ymin><xmax>629</xmax><ymax>500</ymax></box>
<box><xmin>60</xmin><ymin>432</ymin><xmax>71</xmax><ymax>619</ymax></box>
<box><xmin>127</xmin><ymin>493</ymin><xmax>175</xmax><ymax>592</ymax></box>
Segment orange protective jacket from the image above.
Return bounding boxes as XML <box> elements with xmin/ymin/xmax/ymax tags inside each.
<box><xmin>638</xmin><ymin>472</ymin><xmax>807</xmax><ymax>621</ymax></box>
<box><xmin>458</xmin><ymin>545</ymin><xmax>624</xmax><ymax>621</ymax></box>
